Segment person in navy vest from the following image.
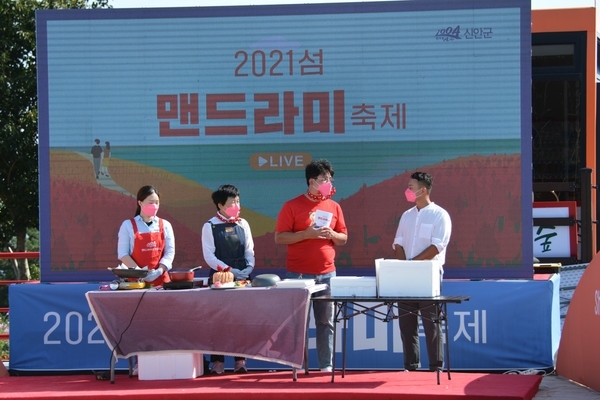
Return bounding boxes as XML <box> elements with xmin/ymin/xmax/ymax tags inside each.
<box><xmin>202</xmin><ymin>184</ymin><xmax>255</xmax><ymax>374</ymax></box>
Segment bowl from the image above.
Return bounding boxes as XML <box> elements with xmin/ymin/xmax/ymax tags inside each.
<box><xmin>251</xmin><ymin>274</ymin><xmax>281</xmax><ymax>287</ymax></box>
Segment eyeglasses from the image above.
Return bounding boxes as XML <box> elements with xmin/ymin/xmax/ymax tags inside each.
<box><xmin>315</xmin><ymin>176</ymin><xmax>334</xmax><ymax>184</ymax></box>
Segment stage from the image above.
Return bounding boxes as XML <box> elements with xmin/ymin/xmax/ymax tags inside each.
<box><xmin>0</xmin><ymin>370</ymin><xmax>543</xmax><ymax>400</ymax></box>
<box><xmin>3</xmin><ymin>274</ymin><xmax>558</xmax><ymax>400</ymax></box>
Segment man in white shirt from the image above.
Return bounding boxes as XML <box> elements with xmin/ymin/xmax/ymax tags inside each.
<box><xmin>392</xmin><ymin>171</ymin><xmax>452</xmax><ymax>372</ymax></box>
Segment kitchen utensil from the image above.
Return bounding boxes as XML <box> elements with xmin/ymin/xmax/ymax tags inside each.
<box><xmin>108</xmin><ymin>267</ymin><xmax>149</xmax><ymax>279</ymax></box>
<box><xmin>251</xmin><ymin>273</ymin><xmax>281</xmax><ymax>287</ymax></box>
<box><xmin>169</xmin><ymin>266</ymin><xmax>202</xmax><ymax>282</ymax></box>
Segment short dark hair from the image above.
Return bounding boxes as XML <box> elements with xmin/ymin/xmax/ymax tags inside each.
<box><xmin>411</xmin><ymin>171</ymin><xmax>433</xmax><ymax>190</ymax></box>
<box><xmin>212</xmin><ymin>184</ymin><xmax>240</xmax><ymax>209</ymax></box>
<box><xmin>305</xmin><ymin>159</ymin><xmax>334</xmax><ymax>186</ymax></box>
<box><xmin>135</xmin><ymin>185</ymin><xmax>159</xmax><ymax>216</ymax></box>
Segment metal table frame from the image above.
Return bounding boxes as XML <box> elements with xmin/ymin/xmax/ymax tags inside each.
<box><xmin>311</xmin><ymin>295</ymin><xmax>469</xmax><ymax>385</ymax></box>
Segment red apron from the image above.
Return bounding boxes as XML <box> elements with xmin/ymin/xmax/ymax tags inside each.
<box><xmin>130</xmin><ymin>218</ymin><xmax>170</xmax><ymax>286</ymax></box>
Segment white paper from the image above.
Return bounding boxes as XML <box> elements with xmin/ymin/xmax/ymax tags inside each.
<box><xmin>276</xmin><ymin>279</ymin><xmax>316</xmax><ymax>288</ymax></box>
<box><xmin>314</xmin><ymin>209</ymin><xmax>333</xmax><ymax>228</ymax></box>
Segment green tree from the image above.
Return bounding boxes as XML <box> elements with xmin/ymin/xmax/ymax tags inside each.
<box><xmin>0</xmin><ymin>0</ymin><xmax>109</xmax><ymax>280</ymax></box>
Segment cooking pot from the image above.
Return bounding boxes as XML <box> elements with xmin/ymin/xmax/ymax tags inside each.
<box><xmin>168</xmin><ymin>266</ymin><xmax>202</xmax><ymax>282</ymax></box>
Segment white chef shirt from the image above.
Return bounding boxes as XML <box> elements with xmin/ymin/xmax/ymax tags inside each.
<box><xmin>392</xmin><ymin>202</ymin><xmax>452</xmax><ymax>266</ymax></box>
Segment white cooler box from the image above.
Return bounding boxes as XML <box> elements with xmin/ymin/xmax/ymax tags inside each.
<box><xmin>330</xmin><ymin>276</ymin><xmax>376</xmax><ymax>297</ymax></box>
<box><xmin>138</xmin><ymin>352</ymin><xmax>204</xmax><ymax>380</ymax></box>
<box><xmin>375</xmin><ymin>259</ymin><xmax>441</xmax><ymax>297</ymax></box>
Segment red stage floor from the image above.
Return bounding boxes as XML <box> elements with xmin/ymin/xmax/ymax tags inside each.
<box><xmin>0</xmin><ymin>370</ymin><xmax>542</xmax><ymax>400</ymax></box>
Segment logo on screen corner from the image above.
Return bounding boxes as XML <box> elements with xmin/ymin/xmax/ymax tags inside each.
<box><xmin>435</xmin><ymin>25</ymin><xmax>493</xmax><ymax>42</ymax></box>
<box><xmin>250</xmin><ymin>153</ymin><xmax>312</xmax><ymax>170</ymax></box>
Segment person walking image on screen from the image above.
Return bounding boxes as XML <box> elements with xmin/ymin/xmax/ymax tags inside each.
<box><xmin>201</xmin><ymin>184</ymin><xmax>255</xmax><ymax>374</ymax></box>
<box><xmin>117</xmin><ymin>185</ymin><xmax>175</xmax><ymax>287</ymax></box>
<box><xmin>274</xmin><ymin>159</ymin><xmax>348</xmax><ymax>372</ymax></box>
<box><xmin>100</xmin><ymin>141</ymin><xmax>111</xmax><ymax>177</ymax></box>
<box><xmin>90</xmin><ymin>138</ymin><xmax>103</xmax><ymax>179</ymax></box>
<box><xmin>392</xmin><ymin>171</ymin><xmax>452</xmax><ymax>372</ymax></box>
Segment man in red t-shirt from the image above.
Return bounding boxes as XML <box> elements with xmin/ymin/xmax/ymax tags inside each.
<box><xmin>275</xmin><ymin>159</ymin><xmax>348</xmax><ymax>372</ymax></box>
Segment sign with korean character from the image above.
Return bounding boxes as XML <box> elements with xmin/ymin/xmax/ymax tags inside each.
<box><xmin>532</xmin><ymin>201</ymin><xmax>577</xmax><ymax>258</ymax></box>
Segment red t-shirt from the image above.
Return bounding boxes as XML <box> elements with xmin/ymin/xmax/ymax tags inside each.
<box><xmin>275</xmin><ymin>194</ymin><xmax>347</xmax><ymax>275</ymax></box>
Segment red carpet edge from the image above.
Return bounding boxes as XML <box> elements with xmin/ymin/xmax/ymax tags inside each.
<box><xmin>0</xmin><ymin>370</ymin><xmax>542</xmax><ymax>400</ymax></box>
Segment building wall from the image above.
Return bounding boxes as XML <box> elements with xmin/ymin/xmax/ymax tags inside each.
<box><xmin>532</xmin><ymin>8</ymin><xmax>597</xmax><ymax>253</ymax></box>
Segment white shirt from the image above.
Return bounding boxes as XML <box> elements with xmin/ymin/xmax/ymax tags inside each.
<box><xmin>392</xmin><ymin>202</ymin><xmax>452</xmax><ymax>266</ymax></box>
<box><xmin>201</xmin><ymin>216</ymin><xmax>255</xmax><ymax>272</ymax></box>
<box><xmin>117</xmin><ymin>215</ymin><xmax>175</xmax><ymax>269</ymax></box>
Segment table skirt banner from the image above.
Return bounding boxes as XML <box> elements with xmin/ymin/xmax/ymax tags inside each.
<box><xmin>441</xmin><ymin>276</ymin><xmax>560</xmax><ymax>370</ymax></box>
<box><xmin>85</xmin><ymin>288</ymin><xmax>310</xmax><ymax>368</ymax></box>
<box><xmin>8</xmin><ymin>276</ymin><xmax>559</xmax><ymax>372</ymax></box>
<box><xmin>323</xmin><ymin>275</ymin><xmax>559</xmax><ymax>371</ymax></box>
<box><xmin>8</xmin><ymin>283</ymin><xmax>131</xmax><ymax>371</ymax></box>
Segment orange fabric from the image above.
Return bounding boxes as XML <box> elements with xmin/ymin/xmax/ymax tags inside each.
<box><xmin>556</xmin><ymin>253</ymin><xmax>600</xmax><ymax>391</ymax></box>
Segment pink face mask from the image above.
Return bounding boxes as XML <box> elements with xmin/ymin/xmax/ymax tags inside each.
<box><xmin>225</xmin><ymin>204</ymin><xmax>241</xmax><ymax>219</ymax></box>
<box><xmin>318</xmin><ymin>182</ymin><xmax>333</xmax><ymax>197</ymax></box>
<box><xmin>404</xmin><ymin>188</ymin><xmax>417</xmax><ymax>203</ymax></box>
<box><xmin>142</xmin><ymin>203</ymin><xmax>159</xmax><ymax>217</ymax></box>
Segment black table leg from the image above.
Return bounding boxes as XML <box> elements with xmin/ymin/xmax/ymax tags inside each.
<box><xmin>304</xmin><ymin>327</ymin><xmax>309</xmax><ymax>375</ymax></box>
<box><xmin>110</xmin><ymin>354</ymin><xmax>116</xmax><ymax>384</ymax></box>
<box><xmin>443</xmin><ymin>302</ymin><xmax>451</xmax><ymax>381</ymax></box>
<box><xmin>330</xmin><ymin>301</ymin><xmax>338</xmax><ymax>382</ymax></box>
<box><xmin>341</xmin><ymin>301</ymin><xmax>348</xmax><ymax>379</ymax></box>
<box><xmin>436</xmin><ymin>301</ymin><xmax>442</xmax><ymax>385</ymax></box>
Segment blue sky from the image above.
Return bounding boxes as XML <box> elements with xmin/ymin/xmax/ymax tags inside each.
<box><xmin>109</xmin><ymin>0</ymin><xmax>596</xmax><ymax>10</ymax></box>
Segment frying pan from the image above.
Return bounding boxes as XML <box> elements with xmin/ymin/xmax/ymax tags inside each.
<box><xmin>169</xmin><ymin>266</ymin><xmax>203</xmax><ymax>282</ymax></box>
<box><xmin>108</xmin><ymin>267</ymin><xmax>149</xmax><ymax>279</ymax></box>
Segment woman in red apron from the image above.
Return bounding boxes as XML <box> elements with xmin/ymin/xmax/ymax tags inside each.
<box><xmin>117</xmin><ymin>185</ymin><xmax>175</xmax><ymax>286</ymax></box>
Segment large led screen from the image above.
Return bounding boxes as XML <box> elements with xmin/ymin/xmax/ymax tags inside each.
<box><xmin>36</xmin><ymin>0</ymin><xmax>532</xmax><ymax>282</ymax></box>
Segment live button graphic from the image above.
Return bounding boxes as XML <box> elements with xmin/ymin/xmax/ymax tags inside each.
<box><xmin>250</xmin><ymin>153</ymin><xmax>312</xmax><ymax>170</ymax></box>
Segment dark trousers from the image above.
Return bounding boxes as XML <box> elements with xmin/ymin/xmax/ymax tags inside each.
<box><xmin>397</xmin><ymin>301</ymin><xmax>443</xmax><ymax>371</ymax></box>
<box><xmin>210</xmin><ymin>354</ymin><xmax>245</xmax><ymax>363</ymax></box>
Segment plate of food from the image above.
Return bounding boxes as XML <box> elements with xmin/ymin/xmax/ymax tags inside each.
<box><xmin>210</xmin><ymin>281</ymin><xmax>249</xmax><ymax>290</ymax></box>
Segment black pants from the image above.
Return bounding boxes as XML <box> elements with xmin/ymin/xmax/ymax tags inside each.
<box><xmin>210</xmin><ymin>354</ymin><xmax>245</xmax><ymax>363</ymax></box>
<box><xmin>397</xmin><ymin>301</ymin><xmax>443</xmax><ymax>371</ymax></box>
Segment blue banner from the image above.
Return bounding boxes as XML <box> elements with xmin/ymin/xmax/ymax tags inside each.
<box><xmin>9</xmin><ymin>276</ymin><xmax>558</xmax><ymax>372</ymax></box>
<box><xmin>9</xmin><ymin>283</ymin><xmax>129</xmax><ymax>372</ymax></box>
